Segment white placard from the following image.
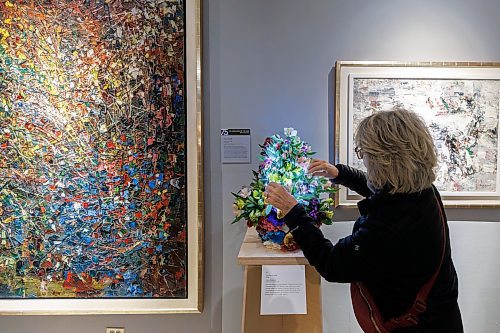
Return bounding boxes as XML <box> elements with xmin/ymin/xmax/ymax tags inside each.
<box><xmin>260</xmin><ymin>265</ymin><xmax>307</xmax><ymax>315</ymax></box>
<box><xmin>221</xmin><ymin>128</ymin><xmax>251</xmax><ymax>164</ymax></box>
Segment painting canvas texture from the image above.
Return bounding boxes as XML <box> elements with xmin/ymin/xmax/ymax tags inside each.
<box><xmin>0</xmin><ymin>0</ymin><xmax>188</xmax><ymax>298</ymax></box>
<box><xmin>350</xmin><ymin>78</ymin><xmax>500</xmax><ymax>194</ymax></box>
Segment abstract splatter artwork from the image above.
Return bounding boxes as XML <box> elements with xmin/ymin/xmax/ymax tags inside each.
<box><xmin>0</xmin><ymin>0</ymin><xmax>188</xmax><ymax>298</ymax></box>
<box><xmin>351</xmin><ymin>78</ymin><xmax>500</xmax><ymax>194</ymax></box>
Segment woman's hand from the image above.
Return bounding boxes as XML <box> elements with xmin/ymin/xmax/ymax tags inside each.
<box><xmin>265</xmin><ymin>183</ymin><xmax>298</xmax><ymax>217</ymax></box>
<box><xmin>307</xmin><ymin>159</ymin><xmax>339</xmax><ymax>179</ymax></box>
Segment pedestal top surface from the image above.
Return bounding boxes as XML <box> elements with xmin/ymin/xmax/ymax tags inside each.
<box><xmin>237</xmin><ymin>227</ymin><xmax>310</xmax><ymax>265</ymax></box>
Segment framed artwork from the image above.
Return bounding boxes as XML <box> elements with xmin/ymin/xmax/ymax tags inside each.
<box><xmin>0</xmin><ymin>0</ymin><xmax>203</xmax><ymax>314</ymax></box>
<box><xmin>334</xmin><ymin>61</ymin><xmax>500</xmax><ymax>207</ymax></box>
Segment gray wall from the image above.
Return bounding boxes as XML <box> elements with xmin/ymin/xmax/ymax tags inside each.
<box><xmin>217</xmin><ymin>0</ymin><xmax>500</xmax><ymax>332</ymax></box>
<box><xmin>0</xmin><ymin>0</ymin><xmax>499</xmax><ymax>332</ymax></box>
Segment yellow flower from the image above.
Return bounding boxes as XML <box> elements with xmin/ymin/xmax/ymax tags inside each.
<box><xmin>276</xmin><ymin>208</ymin><xmax>286</xmax><ymax>219</ymax></box>
<box><xmin>235</xmin><ymin>198</ymin><xmax>245</xmax><ymax>209</ymax></box>
<box><xmin>283</xmin><ymin>233</ymin><xmax>297</xmax><ymax>250</ymax></box>
<box><xmin>323</xmin><ymin>198</ymin><xmax>334</xmax><ymax>205</ymax></box>
<box><xmin>232</xmin><ymin>204</ymin><xmax>242</xmax><ymax>216</ymax></box>
<box><xmin>0</xmin><ymin>28</ymin><xmax>10</xmax><ymax>42</ymax></box>
<box><xmin>271</xmin><ymin>174</ymin><xmax>283</xmax><ymax>183</ymax></box>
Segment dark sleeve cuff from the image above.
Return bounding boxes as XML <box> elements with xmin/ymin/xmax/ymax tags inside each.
<box><xmin>332</xmin><ymin>163</ymin><xmax>347</xmax><ymax>183</ymax></box>
<box><xmin>283</xmin><ymin>203</ymin><xmax>308</xmax><ymax>231</ymax></box>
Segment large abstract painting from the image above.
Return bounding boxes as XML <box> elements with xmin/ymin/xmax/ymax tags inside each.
<box><xmin>0</xmin><ymin>0</ymin><xmax>202</xmax><ymax>314</ymax></box>
<box><xmin>335</xmin><ymin>62</ymin><xmax>500</xmax><ymax>207</ymax></box>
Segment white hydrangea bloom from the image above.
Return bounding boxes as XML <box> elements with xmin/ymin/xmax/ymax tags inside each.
<box><xmin>284</xmin><ymin>127</ymin><xmax>298</xmax><ymax>137</ymax></box>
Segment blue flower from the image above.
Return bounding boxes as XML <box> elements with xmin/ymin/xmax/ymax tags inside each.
<box><xmin>266</xmin><ymin>208</ymin><xmax>285</xmax><ymax>227</ymax></box>
<box><xmin>262</xmin><ymin>231</ymin><xmax>285</xmax><ymax>244</ymax></box>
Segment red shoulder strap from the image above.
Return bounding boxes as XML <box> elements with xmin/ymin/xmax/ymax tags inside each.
<box><xmin>416</xmin><ymin>189</ymin><xmax>447</xmax><ymax>302</ymax></box>
<box><xmin>385</xmin><ymin>187</ymin><xmax>447</xmax><ymax>330</ymax></box>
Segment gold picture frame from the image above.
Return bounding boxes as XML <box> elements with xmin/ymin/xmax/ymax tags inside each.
<box><xmin>0</xmin><ymin>0</ymin><xmax>203</xmax><ymax>314</ymax></box>
<box><xmin>335</xmin><ymin>61</ymin><xmax>500</xmax><ymax>208</ymax></box>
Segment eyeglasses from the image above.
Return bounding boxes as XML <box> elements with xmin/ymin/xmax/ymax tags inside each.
<box><xmin>354</xmin><ymin>146</ymin><xmax>364</xmax><ymax>159</ymax></box>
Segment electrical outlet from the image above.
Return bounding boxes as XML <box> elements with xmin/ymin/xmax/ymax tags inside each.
<box><xmin>106</xmin><ymin>328</ymin><xmax>125</xmax><ymax>333</ymax></box>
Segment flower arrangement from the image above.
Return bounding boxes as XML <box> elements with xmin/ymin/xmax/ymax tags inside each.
<box><xmin>231</xmin><ymin>128</ymin><xmax>336</xmax><ymax>251</ymax></box>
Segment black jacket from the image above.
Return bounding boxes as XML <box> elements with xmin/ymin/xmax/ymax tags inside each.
<box><xmin>284</xmin><ymin>164</ymin><xmax>463</xmax><ymax>332</ymax></box>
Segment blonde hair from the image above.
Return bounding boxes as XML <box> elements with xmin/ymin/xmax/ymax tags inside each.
<box><xmin>355</xmin><ymin>108</ymin><xmax>437</xmax><ymax>194</ymax></box>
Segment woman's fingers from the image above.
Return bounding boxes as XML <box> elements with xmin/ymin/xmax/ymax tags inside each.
<box><xmin>267</xmin><ymin>182</ymin><xmax>281</xmax><ymax>189</ymax></box>
<box><xmin>265</xmin><ymin>183</ymin><xmax>297</xmax><ymax>214</ymax></box>
<box><xmin>307</xmin><ymin>159</ymin><xmax>338</xmax><ymax>178</ymax></box>
<box><xmin>308</xmin><ymin>160</ymin><xmax>327</xmax><ymax>174</ymax></box>
<box><xmin>266</xmin><ymin>183</ymin><xmax>287</xmax><ymax>199</ymax></box>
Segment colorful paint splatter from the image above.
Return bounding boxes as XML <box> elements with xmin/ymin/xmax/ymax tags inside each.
<box><xmin>351</xmin><ymin>78</ymin><xmax>500</xmax><ymax>194</ymax></box>
<box><xmin>0</xmin><ymin>0</ymin><xmax>187</xmax><ymax>298</ymax></box>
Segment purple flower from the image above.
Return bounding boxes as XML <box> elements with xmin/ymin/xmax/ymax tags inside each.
<box><xmin>307</xmin><ymin>199</ymin><xmax>320</xmax><ymax>221</ymax></box>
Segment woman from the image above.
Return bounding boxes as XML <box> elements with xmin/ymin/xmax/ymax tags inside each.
<box><xmin>265</xmin><ymin>109</ymin><xmax>463</xmax><ymax>332</ymax></box>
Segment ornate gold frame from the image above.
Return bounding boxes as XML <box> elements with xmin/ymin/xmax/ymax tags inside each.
<box><xmin>335</xmin><ymin>61</ymin><xmax>500</xmax><ymax>208</ymax></box>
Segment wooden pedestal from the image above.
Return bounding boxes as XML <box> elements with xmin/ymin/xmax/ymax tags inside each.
<box><xmin>237</xmin><ymin>228</ymin><xmax>323</xmax><ymax>333</ymax></box>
